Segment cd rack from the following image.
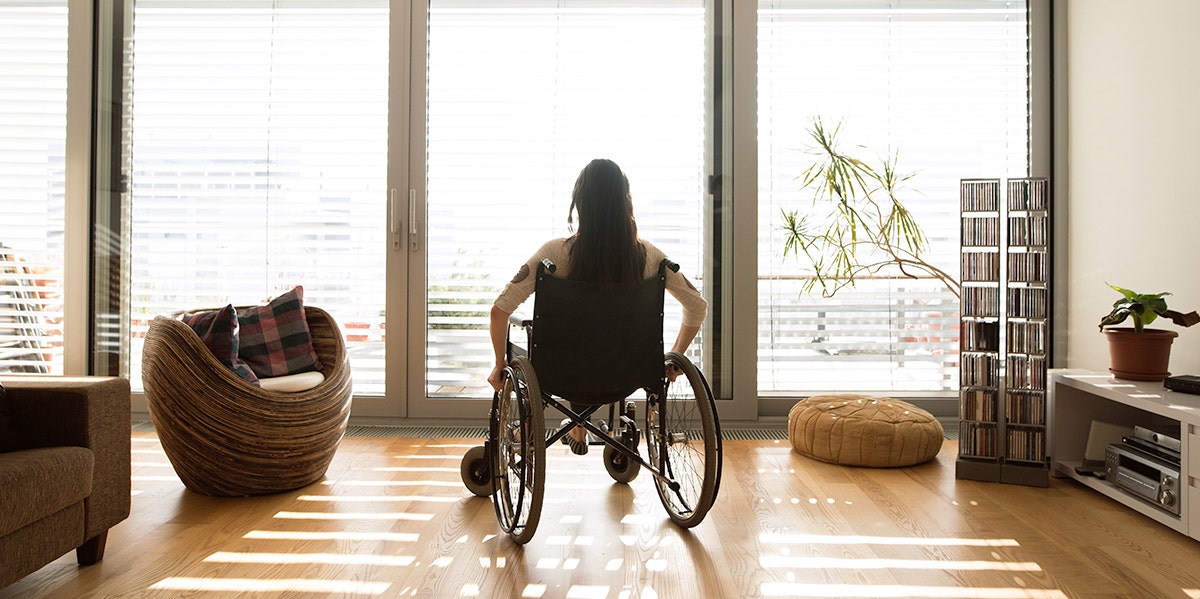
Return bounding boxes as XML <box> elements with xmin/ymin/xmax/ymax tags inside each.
<box><xmin>957</xmin><ymin>177</ymin><xmax>1051</xmax><ymax>487</ymax></box>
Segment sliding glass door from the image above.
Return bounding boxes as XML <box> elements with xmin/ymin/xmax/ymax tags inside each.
<box><xmin>109</xmin><ymin>0</ymin><xmax>1040</xmax><ymax>420</ymax></box>
<box><xmin>756</xmin><ymin>0</ymin><xmax>1031</xmax><ymax>397</ymax></box>
<box><xmin>121</xmin><ymin>0</ymin><xmax>723</xmax><ymax>419</ymax></box>
<box><xmin>126</xmin><ymin>0</ymin><xmax>389</xmax><ymax>402</ymax></box>
<box><xmin>408</xmin><ymin>0</ymin><xmax>722</xmax><ymax>417</ymax></box>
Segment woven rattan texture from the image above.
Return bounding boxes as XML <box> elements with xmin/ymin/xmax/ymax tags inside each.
<box><xmin>142</xmin><ymin>306</ymin><xmax>352</xmax><ymax>496</ymax></box>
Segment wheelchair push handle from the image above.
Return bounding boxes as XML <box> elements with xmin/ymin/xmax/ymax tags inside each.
<box><xmin>538</xmin><ymin>257</ymin><xmax>678</xmax><ymax>275</ymax></box>
<box><xmin>540</xmin><ymin>256</ymin><xmax>681</xmax><ymax>282</ymax></box>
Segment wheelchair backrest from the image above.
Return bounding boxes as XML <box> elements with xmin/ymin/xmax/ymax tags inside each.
<box><xmin>528</xmin><ymin>260</ymin><xmax>670</xmax><ymax>405</ymax></box>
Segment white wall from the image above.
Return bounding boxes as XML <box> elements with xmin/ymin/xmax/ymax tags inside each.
<box><xmin>1066</xmin><ymin>0</ymin><xmax>1200</xmax><ymax>375</ymax></box>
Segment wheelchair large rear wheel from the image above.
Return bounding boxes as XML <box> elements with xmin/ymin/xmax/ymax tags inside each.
<box><xmin>646</xmin><ymin>352</ymin><xmax>721</xmax><ymax>528</ymax></box>
<box><xmin>491</xmin><ymin>356</ymin><xmax>545</xmax><ymax>544</ymax></box>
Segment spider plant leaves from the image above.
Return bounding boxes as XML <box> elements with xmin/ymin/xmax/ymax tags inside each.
<box><xmin>781</xmin><ymin>116</ymin><xmax>960</xmax><ymax>299</ymax></box>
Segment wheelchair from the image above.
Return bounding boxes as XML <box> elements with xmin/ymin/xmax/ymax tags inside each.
<box><xmin>460</xmin><ymin>258</ymin><xmax>722</xmax><ymax>544</ymax></box>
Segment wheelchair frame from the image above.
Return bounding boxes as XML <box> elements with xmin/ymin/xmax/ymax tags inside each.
<box><xmin>460</xmin><ymin>259</ymin><xmax>722</xmax><ymax>544</ymax></box>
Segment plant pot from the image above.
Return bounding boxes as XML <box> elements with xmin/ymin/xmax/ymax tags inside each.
<box><xmin>1103</xmin><ymin>327</ymin><xmax>1178</xmax><ymax>381</ymax></box>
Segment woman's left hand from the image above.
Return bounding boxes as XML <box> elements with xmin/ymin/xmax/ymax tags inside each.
<box><xmin>665</xmin><ymin>363</ymin><xmax>682</xmax><ymax>382</ymax></box>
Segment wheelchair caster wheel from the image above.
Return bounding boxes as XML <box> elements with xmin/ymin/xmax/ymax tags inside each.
<box><xmin>461</xmin><ymin>445</ymin><xmax>492</xmax><ymax>497</ymax></box>
<box><xmin>603</xmin><ymin>444</ymin><xmax>640</xmax><ymax>484</ymax></box>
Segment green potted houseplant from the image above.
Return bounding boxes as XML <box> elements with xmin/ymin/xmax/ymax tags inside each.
<box><xmin>1099</xmin><ymin>283</ymin><xmax>1200</xmax><ymax>381</ymax></box>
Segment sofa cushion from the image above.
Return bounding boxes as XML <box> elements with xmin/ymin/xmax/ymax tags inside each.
<box><xmin>237</xmin><ymin>286</ymin><xmax>322</xmax><ymax>378</ymax></box>
<box><xmin>184</xmin><ymin>304</ymin><xmax>259</xmax><ymax>384</ymax></box>
<box><xmin>0</xmin><ymin>446</ymin><xmax>94</xmax><ymax>537</ymax></box>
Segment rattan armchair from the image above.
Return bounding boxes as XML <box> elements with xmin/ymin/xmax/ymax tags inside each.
<box><xmin>142</xmin><ymin>306</ymin><xmax>352</xmax><ymax>496</ymax></box>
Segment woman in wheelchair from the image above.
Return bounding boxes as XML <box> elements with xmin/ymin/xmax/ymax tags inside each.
<box><xmin>463</xmin><ymin>158</ymin><xmax>722</xmax><ymax>543</ymax></box>
<box><xmin>488</xmin><ymin>158</ymin><xmax>708</xmax><ymax>451</ymax></box>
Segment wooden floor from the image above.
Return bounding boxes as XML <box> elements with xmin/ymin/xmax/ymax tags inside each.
<box><xmin>5</xmin><ymin>432</ymin><xmax>1200</xmax><ymax>599</ymax></box>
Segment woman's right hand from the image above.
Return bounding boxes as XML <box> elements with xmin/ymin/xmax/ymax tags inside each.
<box><xmin>488</xmin><ymin>364</ymin><xmax>505</xmax><ymax>392</ymax></box>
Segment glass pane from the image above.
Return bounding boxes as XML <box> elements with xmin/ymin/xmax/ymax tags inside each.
<box><xmin>757</xmin><ymin>0</ymin><xmax>1029</xmax><ymax>394</ymax></box>
<box><xmin>128</xmin><ymin>0</ymin><xmax>388</xmax><ymax>393</ymax></box>
<box><xmin>0</xmin><ymin>0</ymin><xmax>68</xmax><ymax>374</ymax></box>
<box><xmin>425</xmin><ymin>0</ymin><xmax>710</xmax><ymax>398</ymax></box>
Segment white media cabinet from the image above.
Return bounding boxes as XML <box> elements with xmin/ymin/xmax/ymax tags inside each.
<box><xmin>1048</xmin><ymin>370</ymin><xmax>1200</xmax><ymax>541</ymax></box>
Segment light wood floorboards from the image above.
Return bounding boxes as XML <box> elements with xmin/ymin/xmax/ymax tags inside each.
<box><xmin>4</xmin><ymin>433</ymin><xmax>1200</xmax><ymax>598</ymax></box>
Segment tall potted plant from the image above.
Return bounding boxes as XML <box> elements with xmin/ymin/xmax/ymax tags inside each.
<box><xmin>780</xmin><ymin>117</ymin><xmax>959</xmax><ymax>299</ymax></box>
<box><xmin>1099</xmin><ymin>283</ymin><xmax>1200</xmax><ymax>381</ymax></box>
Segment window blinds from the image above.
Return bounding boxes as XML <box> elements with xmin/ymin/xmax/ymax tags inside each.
<box><xmin>424</xmin><ymin>0</ymin><xmax>709</xmax><ymax>397</ymax></box>
<box><xmin>757</xmin><ymin>0</ymin><xmax>1030</xmax><ymax>393</ymax></box>
<box><xmin>128</xmin><ymin>0</ymin><xmax>389</xmax><ymax>392</ymax></box>
<box><xmin>0</xmin><ymin>0</ymin><xmax>68</xmax><ymax>374</ymax></box>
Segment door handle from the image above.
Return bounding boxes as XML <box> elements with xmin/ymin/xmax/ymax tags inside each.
<box><xmin>409</xmin><ymin>189</ymin><xmax>419</xmax><ymax>251</ymax></box>
<box><xmin>389</xmin><ymin>189</ymin><xmax>401</xmax><ymax>250</ymax></box>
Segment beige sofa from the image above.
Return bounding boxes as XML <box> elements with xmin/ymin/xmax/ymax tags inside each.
<box><xmin>0</xmin><ymin>376</ymin><xmax>131</xmax><ymax>589</ymax></box>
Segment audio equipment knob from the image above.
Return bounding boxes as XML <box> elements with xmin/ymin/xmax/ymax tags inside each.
<box><xmin>1160</xmin><ymin>490</ymin><xmax>1176</xmax><ymax>507</ymax></box>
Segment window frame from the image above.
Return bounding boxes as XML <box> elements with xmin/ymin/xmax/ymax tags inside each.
<box><xmin>71</xmin><ymin>0</ymin><xmax>1052</xmax><ymax>421</ymax></box>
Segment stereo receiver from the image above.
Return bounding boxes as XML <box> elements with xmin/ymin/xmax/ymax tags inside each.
<box><xmin>1104</xmin><ymin>443</ymin><xmax>1181</xmax><ymax>516</ymax></box>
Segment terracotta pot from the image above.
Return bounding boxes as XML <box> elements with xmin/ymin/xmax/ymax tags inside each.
<box><xmin>1103</xmin><ymin>327</ymin><xmax>1178</xmax><ymax>381</ymax></box>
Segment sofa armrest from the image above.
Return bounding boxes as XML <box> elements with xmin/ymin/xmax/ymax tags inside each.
<box><xmin>1</xmin><ymin>376</ymin><xmax>131</xmax><ymax>543</ymax></box>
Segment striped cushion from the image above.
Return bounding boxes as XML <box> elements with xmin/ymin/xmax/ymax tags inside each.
<box><xmin>184</xmin><ymin>304</ymin><xmax>259</xmax><ymax>384</ymax></box>
<box><xmin>237</xmin><ymin>286</ymin><xmax>322</xmax><ymax>378</ymax></box>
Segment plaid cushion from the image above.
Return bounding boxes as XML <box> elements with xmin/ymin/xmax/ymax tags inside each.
<box><xmin>185</xmin><ymin>304</ymin><xmax>260</xmax><ymax>384</ymax></box>
<box><xmin>237</xmin><ymin>286</ymin><xmax>322</xmax><ymax>378</ymax></box>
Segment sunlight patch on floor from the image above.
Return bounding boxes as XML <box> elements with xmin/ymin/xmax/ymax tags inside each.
<box><xmin>760</xmin><ymin>584</ymin><xmax>1067</xmax><ymax>598</ymax></box>
<box><xmin>760</xmin><ymin>556</ymin><xmax>1042</xmax><ymax>571</ymax></box>
<box><xmin>243</xmin><ymin>530</ymin><xmax>419</xmax><ymax>542</ymax></box>
<box><xmin>273</xmin><ymin>510</ymin><xmax>434</xmax><ymax>521</ymax></box>
<box><xmin>296</xmin><ymin>493</ymin><xmax>461</xmax><ymax>503</ymax></box>
<box><xmin>204</xmin><ymin>552</ymin><xmax>415</xmax><ymax>566</ymax></box>
<box><xmin>150</xmin><ymin>577</ymin><xmax>390</xmax><ymax>594</ymax></box>
<box><xmin>760</xmin><ymin>533</ymin><xmax>1020</xmax><ymax>546</ymax></box>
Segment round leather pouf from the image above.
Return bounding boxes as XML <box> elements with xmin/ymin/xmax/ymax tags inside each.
<box><xmin>787</xmin><ymin>394</ymin><xmax>943</xmax><ymax>467</ymax></box>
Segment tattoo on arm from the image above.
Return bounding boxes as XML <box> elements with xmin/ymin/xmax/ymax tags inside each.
<box><xmin>510</xmin><ymin>264</ymin><xmax>530</xmax><ymax>285</ymax></box>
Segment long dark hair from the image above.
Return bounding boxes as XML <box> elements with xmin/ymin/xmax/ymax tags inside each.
<box><xmin>567</xmin><ymin>158</ymin><xmax>645</xmax><ymax>284</ymax></box>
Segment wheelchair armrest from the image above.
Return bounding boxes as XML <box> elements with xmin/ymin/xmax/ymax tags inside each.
<box><xmin>508</xmin><ymin>313</ymin><xmax>532</xmax><ymax>328</ymax></box>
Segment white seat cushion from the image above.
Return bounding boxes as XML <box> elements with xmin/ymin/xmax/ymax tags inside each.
<box><xmin>258</xmin><ymin>371</ymin><xmax>325</xmax><ymax>393</ymax></box>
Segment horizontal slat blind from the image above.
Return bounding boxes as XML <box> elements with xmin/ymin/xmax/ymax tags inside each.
<box><xmin>425</xmin><ymin>0</ymin><xmax>708</xmax><ymax>397</ymax></box>
<box><xmin>128</xmin><ymin>0</ymin><xmax>388</xmax><ymax>392</ymax></box>
<box><xmin>757</xmin><ymin>0</ymin><xmax>1029</xmax><ymax>393</ymax></box>
<box><xmin>0</xmin><ymin>0</ymin><xmax>68</xmax><ymax>374</ymax></box>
